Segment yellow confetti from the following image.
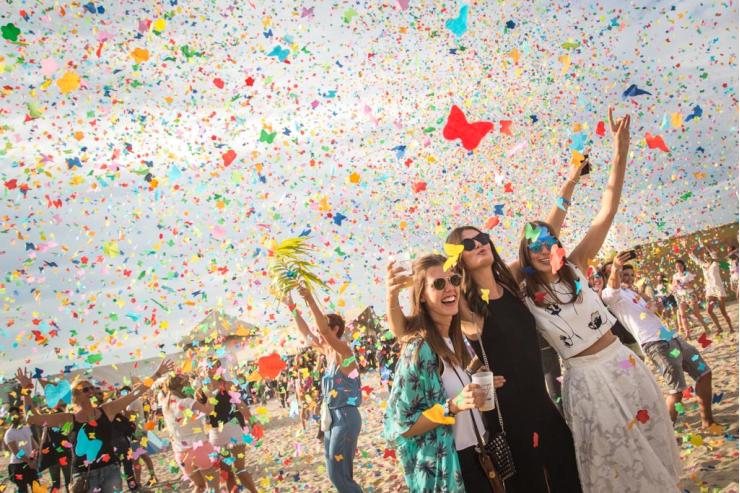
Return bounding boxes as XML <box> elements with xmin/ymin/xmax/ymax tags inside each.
<box><xmin>558</xmin><ymin>54</ymin><xmax>571</xmax><ymax>74</ymax></box>
<box><xmin>481</xmin><ymin>288</ymin><xmax>489</xmax><ymax>303</ymax></box>
<box><xmin>130</xmin><ymin>48</ymin><xmax>150</xmax><ymax>64</ymax></box>
<box><xmin>670</xmin><ymin>112</ymin><xmax>683</xmax><ymax>128</ymax></box>
<box><xmin>571</xmin><ymin>150</ymin><xmax>585</xmax><ymax>166</ymax></box>
<box><xmin>56</xmin><ymin>70</ymin><xmax>80</xmax><ymax>94</ymax></box>
<box><xmin>508</xmin><ymin>48</ymin><xmax>520</xmax><ymax>64</ymax></box>
<box><xmin>422</xmin><ymin>403</ymin><xmax>455</xmax><ymax>425</ymax></box>
<box><xmin>102</xmin><ymin>241</ymin><xmax>120</xmax><ymax>258</ymax></box>
<box><xmin>443</xmin><ymin>243</ymin><xmax>464</xmax><ymax>272</ymax></box>
<box><xmin>152</xmin><ymin>18</ymin><xmax>166</xmax><ymax>32</ymax></box>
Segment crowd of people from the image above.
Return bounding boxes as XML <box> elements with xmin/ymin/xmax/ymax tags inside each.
<box><xmin>1</xmin><ymin>106</ymin><xmax>736</xmax><ymax>493</ymax></box>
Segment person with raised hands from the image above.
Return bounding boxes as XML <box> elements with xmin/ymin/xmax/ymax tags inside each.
<box><xmin>15</xmin><ymin>359</ymin><xmax>174</xmax><ymax>493</ymax></box>
<box><xmin>603</xmin><ymin>252</ymin><xmax>716</xmax><ymax>430</ymax></box>
<box><xmin>284</xmin><ymin>284</ymin><xmax>363</xmax><ymax>493</ymax></box>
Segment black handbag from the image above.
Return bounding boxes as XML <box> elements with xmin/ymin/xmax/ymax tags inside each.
<box><xmin>450</xmin><ymin>366</ymin><xmax>506</xmax><ymax>493</ymax></box>
<box><xmin>475</xmin><ymin>339</ymin><xmax>517</xmax><ymax>482</ymax></box>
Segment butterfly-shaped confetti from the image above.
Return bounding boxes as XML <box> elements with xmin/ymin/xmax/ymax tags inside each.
<box><xmin>443</xmin><ymin>243</ymin><xmax>464</xmax><ymax>271</ymax></box>
<box><xmin>442</xmin><ymin>105</ymin><xmax>493</xmax><ymax>151</ymax></box>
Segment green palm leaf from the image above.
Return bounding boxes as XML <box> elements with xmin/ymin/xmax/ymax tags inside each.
<box><xmin>267</xmin><ymin>236</ymin><xmax>328</xmax><ymax>297</ymax></box>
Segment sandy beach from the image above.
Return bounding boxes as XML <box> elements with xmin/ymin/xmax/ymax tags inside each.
<box><xmin>3</xmin><ymin>303</ymin><xmax>737</xmax><ymax>493</ymax></box>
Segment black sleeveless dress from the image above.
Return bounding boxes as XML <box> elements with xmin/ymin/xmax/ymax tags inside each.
<box><xmin>72</xmin><ymin>411</ymin><xmax>120</xmax><ymax>472</ymax></box>
<box><xmin>471</xmin><ymin>289</ymin><xmax>582</xmax><ymax>493</ymax></box>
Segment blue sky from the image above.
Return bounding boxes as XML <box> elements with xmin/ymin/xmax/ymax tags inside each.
<box><xmin>0</xmin><ymin>0</ymin><xmax>737</xmax><ymax>377</ymax></box>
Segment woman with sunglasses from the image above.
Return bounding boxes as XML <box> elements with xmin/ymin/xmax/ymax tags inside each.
<box><xmin>387</xmin><ymin>153</ymin><xmax>590</xmax><ymax>493</ymax></box>
<box><xmin>515</xmin><ymin>112</ymin><xmax>681</xmax><ymax>491</ymax></box>
<box><xmin>384</xmin><ymin>254</ymin><xmax>505</xmax><ymax>492</ymax></box>
<box><xmin>14</xmin><ymin>360</ymin><xmax>173</xmax><ymax>493</ymax></box>
<box><xmin>283</xmin><ymin>284</ymin><xmax>363</xmax><ymax>493</ymax></box>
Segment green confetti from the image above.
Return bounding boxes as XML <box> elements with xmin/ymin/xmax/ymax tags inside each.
<box><xmin>1</xmin><ymin>23</ymin><xmax>20</xmax><ymax>42</ymax></box>
<box><xmin>669</xmin><ymin>348</ymin><xmax>681</xmax><ymax>358</ymax></box>
<box><xmin>342</xmin><ymin>356</ymin><xmax>356</xmax><ymax>367</ymax></box>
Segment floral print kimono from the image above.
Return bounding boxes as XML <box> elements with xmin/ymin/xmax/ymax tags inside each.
<box><xmin>383</xmin><ymin>338</ymin><xmax>464</xmax><ymax>493</ymax></box>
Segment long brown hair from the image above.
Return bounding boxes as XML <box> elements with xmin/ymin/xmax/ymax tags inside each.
<box><xmin>518</xmin><ymin>220</ymin><xmax>581</xmax><ymax>306</ymax></box>
<box><xmin>446</xmin><ymin>226</ymin><xmax>521</xmax><ymax>318</ymax></box>
<box><xmin>404</xmin><ymin>254</ymin><xmax>471</xmax><ymax>374</ymax></box>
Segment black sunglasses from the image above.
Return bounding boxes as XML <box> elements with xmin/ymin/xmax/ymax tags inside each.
<box><xmin>462</xmin><ymin>232</ymin><xmax>490</xmax><ymax>251</ymax></box>
<box><xmin>77</xmin><ymin>386</ymin><xmax>93</xmax><ymax>393</ymax></box>
<box><xmin>430</xmin><ymin>274</ymin><xmax>462</xmax><ymax>290</ymax></box>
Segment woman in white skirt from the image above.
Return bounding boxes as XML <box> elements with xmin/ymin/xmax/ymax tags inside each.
<box><xmin>689</xmin><ymin>246</ymin><xmax>735</xmax><ymax>334</ymax></box>
<box><xmin>517</xmin><ymin>109</ymin><xmax>681</xmax><ymax>492</ymax></box>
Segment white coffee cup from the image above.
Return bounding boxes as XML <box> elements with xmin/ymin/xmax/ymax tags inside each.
<box><xmin>471</xmin><ymin>371</ymin><xmax>495</xmax><ymax>411</ymax></box>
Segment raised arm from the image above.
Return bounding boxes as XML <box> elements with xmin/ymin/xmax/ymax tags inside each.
<box><xmin>13</xmin><ymin>369</ymin><xmax>71</xmax><ymax>428</ymax></box>
<box><xmin>282</xmin><ymin>292</ymin><xmax>321</xmax><ymax>348</ymax></box>
<box><xmin>101</xmin><ymin>359</ymin><xmax>174</xmax><ymax>420</ymax></box>
<box><xmin>297</xmin><ymin>285</ymin><xmax>356</xmax><ymax>372</ymax></box>
<box><xmin>546</xmin><ymin>148</ymin><xmax>589</xmax><ymax>238</ymax></box>
<box><xmin>386</xmin><ymin>261</ymin><xmax>412</xmax><ymax>338</ymax></box>
<box><xmin>570</xmin><ymin>108</ymin><xmax>631</xmax><ymax>271</ymax></box>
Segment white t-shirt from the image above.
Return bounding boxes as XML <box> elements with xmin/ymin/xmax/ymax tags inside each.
<box><xmin>159</xmin><ymin>394</ymin><xmax>207</xmax><ymax>453</ymax></box>
<box><xmin>440</xmin><ymin>338</ymin><xmax>486</xmax><ymax>451</ymax></box>
<box><xmin>601</xmin><ymin>287</ymin><xmax>675</xmax><ymax>346</ymax></box>
<box><xmin>524</xmin><ymin>263</ymin><xmax>616</xmax><ymax>359</ymax></box>
<box><xmin>4</xmin><ymin>426</ymin><xmax>34</xmax><ymax>464</ymax></box>
<box><xmin>672</xmin><ymin>271</ymin><xmax>695</xmax><ymax>296</ymax></box>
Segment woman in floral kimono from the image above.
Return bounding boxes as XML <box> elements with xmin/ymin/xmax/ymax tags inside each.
<box><xmin>383</xmin><ymin>254</ymin><xmax>504</xmax><ymax>492</ymax></box>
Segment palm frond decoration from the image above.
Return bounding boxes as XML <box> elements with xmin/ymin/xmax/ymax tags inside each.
<box><xmin>267</xmin><ymin>236</ymin><xmax>328</xmax><ymax>297</ymax></box>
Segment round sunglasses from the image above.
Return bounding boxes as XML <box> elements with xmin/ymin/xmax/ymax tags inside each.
<box><xmin>429</xmin><ymin>274</ymin><xmax>462</xmax><ymax>290</ymax></box>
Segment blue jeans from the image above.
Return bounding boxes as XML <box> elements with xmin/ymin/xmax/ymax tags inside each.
<box><xmin>83</xmin><ymin>463</ymin><xmax>123</xmax><ymax>493</ymax></box>
<box><xmin>324</xmin><ymin>406</ymin><xmax>362</xmax><ymax>493</ymax></box>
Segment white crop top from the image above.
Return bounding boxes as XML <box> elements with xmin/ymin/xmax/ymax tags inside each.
<box><xmin>524</xmin><ymin>263</ymin><xmax>616</xmax><ymax>359</ymax></box>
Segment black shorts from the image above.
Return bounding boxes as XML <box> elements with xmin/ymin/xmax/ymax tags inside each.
<box><xmin>661</xmin><ymin>295</ymin><xmax>678</xmax><ymax>310</ymax></box>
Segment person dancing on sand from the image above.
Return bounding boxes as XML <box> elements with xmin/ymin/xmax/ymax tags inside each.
<box><xmin>689</xmin><ymin>244</ymin><xmax>735</xmax><ymax>334</ymax></box>
<box><xmin>283</xmin><ymin>286</ymin><xmax>363</xmax><ymax>493</ymax></box>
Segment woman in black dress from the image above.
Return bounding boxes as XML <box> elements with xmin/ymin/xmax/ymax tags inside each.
<box><xmin>445</xmin><ymin>225</ymin><xmax>582</xmax><ymax>492</ymax></box>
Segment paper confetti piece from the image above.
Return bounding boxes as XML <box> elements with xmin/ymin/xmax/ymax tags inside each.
<box><xmin>422</xmin><ymin>404</ymin><xmax>455</xmax><ymax>425</ymax></box>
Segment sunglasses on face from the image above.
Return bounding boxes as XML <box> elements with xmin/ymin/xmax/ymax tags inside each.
<box><xmin>429</xmin><ymin>274</ymin><xmax>462</xmax><ymax>290</ymax></box>
<box><xmin>76</xmin><ymin>386</ymin><xmax>93</xmax><ymax>394</ymax></box>
<box><xmin>528</xmin><ymin>235</ymin><xmax>558</xmax><ymax>252</ymax></box>
<box><xmin>461</xmin><ymin>232</ymin><xmax>490</xmax><ymax>251</ymax></box>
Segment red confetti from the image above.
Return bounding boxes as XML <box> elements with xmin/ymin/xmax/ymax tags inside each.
<box><xmin>549</xmin><ymin>244</ymin><xmax>566</xmax><ymax>273</ymax></box>
<box><xmin>499</xmin><ymin>120</ymin><xmax>513</xmax><ymax>136</ymax></box>
<box><xmin>645</xmin><ymin>132</ymin><xmax>670</xmax><ymax>152</ymax></box>
<box><xmin>413</xmin><ymin>181</ymin><xmax>427</xmax><ymax>193</ymax></box>
<box><xmin>383</xmin><ymin>448</ymin><xmax>396</xmax><ymax>459</ymax></box>
<box><xmin>222</xmin><ymin>150</ymin><xmax>236</xmax><ymax>167</ymax></box>
<box><xmin>504</xmin><ymin>182</ymin><xmax>513</xmax><ymax>193</ymax></box>
<box><xmin>4</xmin><ymin>179</ymin><xmax>17</xmax><ymax>190</ymax></box>
<box><xmin>213</xmin><ymin>78</ymin><xmax>225</xmax><ymax>89</ymax></box>
<box><xmin>245</xmin><ymin>76</ymin><xmax>255</xmax><ymax>86</ymax></box>
<box><xmin>442</xmin><ymin>105</ymin><xmax>493</xmax><ymax>151</ymax></box>
<box><xmin>635</xmin><ymin>409</ymin><xmax>650</xmax><ymax>424</ymax></box>
<box><xmin>534</xmin><ymin>291</ymin><xmax>546</xmax><ymax>303</ymax></box>
<box><xmin>697</xmin><ymin>332</ymin><xmax>712</xmax><ymax>349</ymax></box>
<box><xmin>533</xmin><ymin>432</ymin><xmax>539</xmax><ymax>448</ymax></box>
<box><xmin>257</xmin><ymin>352</ymin><xmax>287</xmax><ymax>379</ymax></box>
<box><xmin>484</xmin><ymin>216</ymin><xmax>500</xmax><ymax>229</ymax></box>
<box><xmin>595</xmin><ymin>121</ymin><xmax>606</xmax><ymax>137</ymax></box>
